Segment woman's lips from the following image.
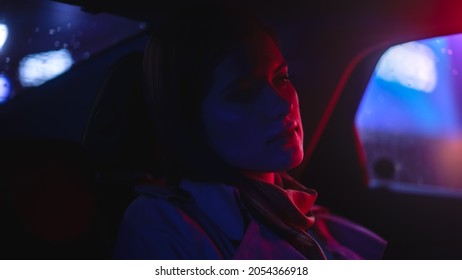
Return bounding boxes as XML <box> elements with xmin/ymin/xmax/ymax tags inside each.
<box><xmin>269</xmin><ymin>124</ymin><xmax>298</xmax><ymax>143</ymax></box>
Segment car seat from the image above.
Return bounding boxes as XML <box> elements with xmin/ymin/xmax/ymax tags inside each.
<box><xmin>80</xmin><ymin>50</ymin><xmax>163</xmax><ymax>256</ymax></box>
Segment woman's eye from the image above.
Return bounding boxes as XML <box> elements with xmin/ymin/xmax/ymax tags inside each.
<box><xmin>273</xmin><ymin>74</ymin><xmax>291</xmax><ymax>87</ymax></box>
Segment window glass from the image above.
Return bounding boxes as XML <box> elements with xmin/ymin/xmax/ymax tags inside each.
<box><xmin>0</xmin><ymin>0</ymin><xmax>147</xmax><ymax>104</ymax></box>
<box><xmin>355</xmin><ymin>33</ymin><xmax>462</xmax><ymax>196</ymax></box>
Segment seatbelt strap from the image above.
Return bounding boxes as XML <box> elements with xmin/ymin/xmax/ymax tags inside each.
<box><xmin>135</xmin><ymin>184</ymin><xmax>235</xmax><ymax>259</ymax></box>
<box><xmin>179</xmin><ymin>200</ymin><xmax>235</xmax><ymax>259</ymax></box>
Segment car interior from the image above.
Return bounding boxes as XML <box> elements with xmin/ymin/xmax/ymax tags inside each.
<box><xmin>2</xmin><ymin>0</ymin><xmax>462</xmax><ymax>259</ymax></box>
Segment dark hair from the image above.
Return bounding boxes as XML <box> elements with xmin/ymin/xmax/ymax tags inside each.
<box><xmin>143</xmin><ymin>3</ymin><xmax>324</xmax><ymax>259</ymax></box>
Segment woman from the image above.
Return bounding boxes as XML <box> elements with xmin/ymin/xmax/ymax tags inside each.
<box><xmin>113</xmin><ymin>3</ymin><xmax>387</xmax><ymax>260</ymax></box>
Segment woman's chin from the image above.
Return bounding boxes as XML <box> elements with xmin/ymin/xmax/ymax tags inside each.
<box><xmin>287</xmin><ymin>150</ymin><xmax>304</xmax><ymax>170</ymax></box>
<box><xmin>268</xmin><ymin>149</ymin><xmax>304</xmax><ymax>171</ymax></box>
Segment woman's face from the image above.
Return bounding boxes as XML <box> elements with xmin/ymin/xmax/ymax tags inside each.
<box><xmin>201</xmin><ymin>29</ymin><xmax>304</xmax><ymax>174</ymax></box>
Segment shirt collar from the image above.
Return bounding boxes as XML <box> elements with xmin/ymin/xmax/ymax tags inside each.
<box><xmin>179</xmin><ymin>178</ymin><xmax>320</xmax><ymax>240</ymax></box>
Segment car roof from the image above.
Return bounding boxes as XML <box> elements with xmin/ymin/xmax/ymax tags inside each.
<box><xmin>53</xmin><ymin>0</ymin><xmax>462</xmax><ymax>43</ymax></box>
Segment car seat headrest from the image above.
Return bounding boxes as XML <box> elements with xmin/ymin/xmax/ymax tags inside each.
<box><xmin>81</xmin><ymin>51</ymin><xmax>162</xmax><ymax>179</ymax></box>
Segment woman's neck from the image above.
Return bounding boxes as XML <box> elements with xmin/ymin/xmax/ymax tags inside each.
<box><xmin>243</xmin><ymin>171</ymin><xmax>275</xmax><ymax>185</ymax></box>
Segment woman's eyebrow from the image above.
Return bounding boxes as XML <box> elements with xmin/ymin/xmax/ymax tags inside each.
<box><xmin>273</xmin><ymin>62</ymin><xmax>288</xmax><ymax>74</ymax></box>
<box><xmin>218</xmin><ymin>62</ymin><xmax>288</xmax><ymax>94</ymax></box>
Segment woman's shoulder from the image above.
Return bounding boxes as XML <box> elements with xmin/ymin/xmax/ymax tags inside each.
<box><xmin>115</xmin><ymin>184</ymin><xmax>223</xmax><ymax>259</ymax></box>
<box><xmin>122</xmin><ymin>184</ymin><xmax>190</xmax><ymax>228</ymax></box>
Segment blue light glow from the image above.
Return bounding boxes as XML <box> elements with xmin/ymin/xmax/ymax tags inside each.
<box><xmin>356</xmin><ymin>35</ymin><xmax>460</xmax><ymax>138</ymax></box>
<box><xmin>18</xmin><ymin>49</ymin><xmax>74</xmax><ymax>87</ymax></box>
<box><xmin>0</xmin><ymin>75</ymin><xmax>11</xmax><ymax>103</ymax></box>
<box><xmin>376</xmin><ymin>42</ymin><xmax>437</xmax><ymax>93</ymax></box>
<box><xmin>0</xmin><ymin>23</ymin><xmax>7</xmax><ymax>49</ymax></box>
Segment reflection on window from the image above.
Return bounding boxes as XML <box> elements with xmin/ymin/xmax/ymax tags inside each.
<box><xmin>18</xmin><ymin>49</ymin><xmax>74</xmax><ymax>87</ymax></box>
<box><xmin>0</xmin><ymin>1</ymin><xmax>147</xmax><ymax>104</ymax></box>
<box><xmin>0</xmin><ymin>24</ymin><xmax>8</xmax><ymax>49</ymax></box>
<box><xmin>355</xmin><ymin>33</ymin><xmax>462</xmax><ymax>196</ymax></box>
<box><xmin>0</xmin><ymin>75</ymin><xmax>11</xmax><ymax>104</ymax></box>
<box><xmin>375</xmin><ymin>42</ymin><xmax>437</xmax><ymax>93</ymax></box>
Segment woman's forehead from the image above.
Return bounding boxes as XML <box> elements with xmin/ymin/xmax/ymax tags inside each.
<box><xmin>222</xmin><ymin>30</ymin><xmax>285</xmax><ymax>74</ymax></box>
<box><xmin>208</xmin><ymin>32</ymin><xmax>285</xmax><ymax>96</ymax></box>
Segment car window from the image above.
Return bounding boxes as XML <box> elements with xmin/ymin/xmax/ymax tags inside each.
<box><xmin>0</xmin><ymin>0</ymin><xmax>147</xmax><ymax>104</ymax></box>
<box><xmin>355</xmin><ymin>33</ymin><xmax>462</xmax><ymax>197</ymax></box>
